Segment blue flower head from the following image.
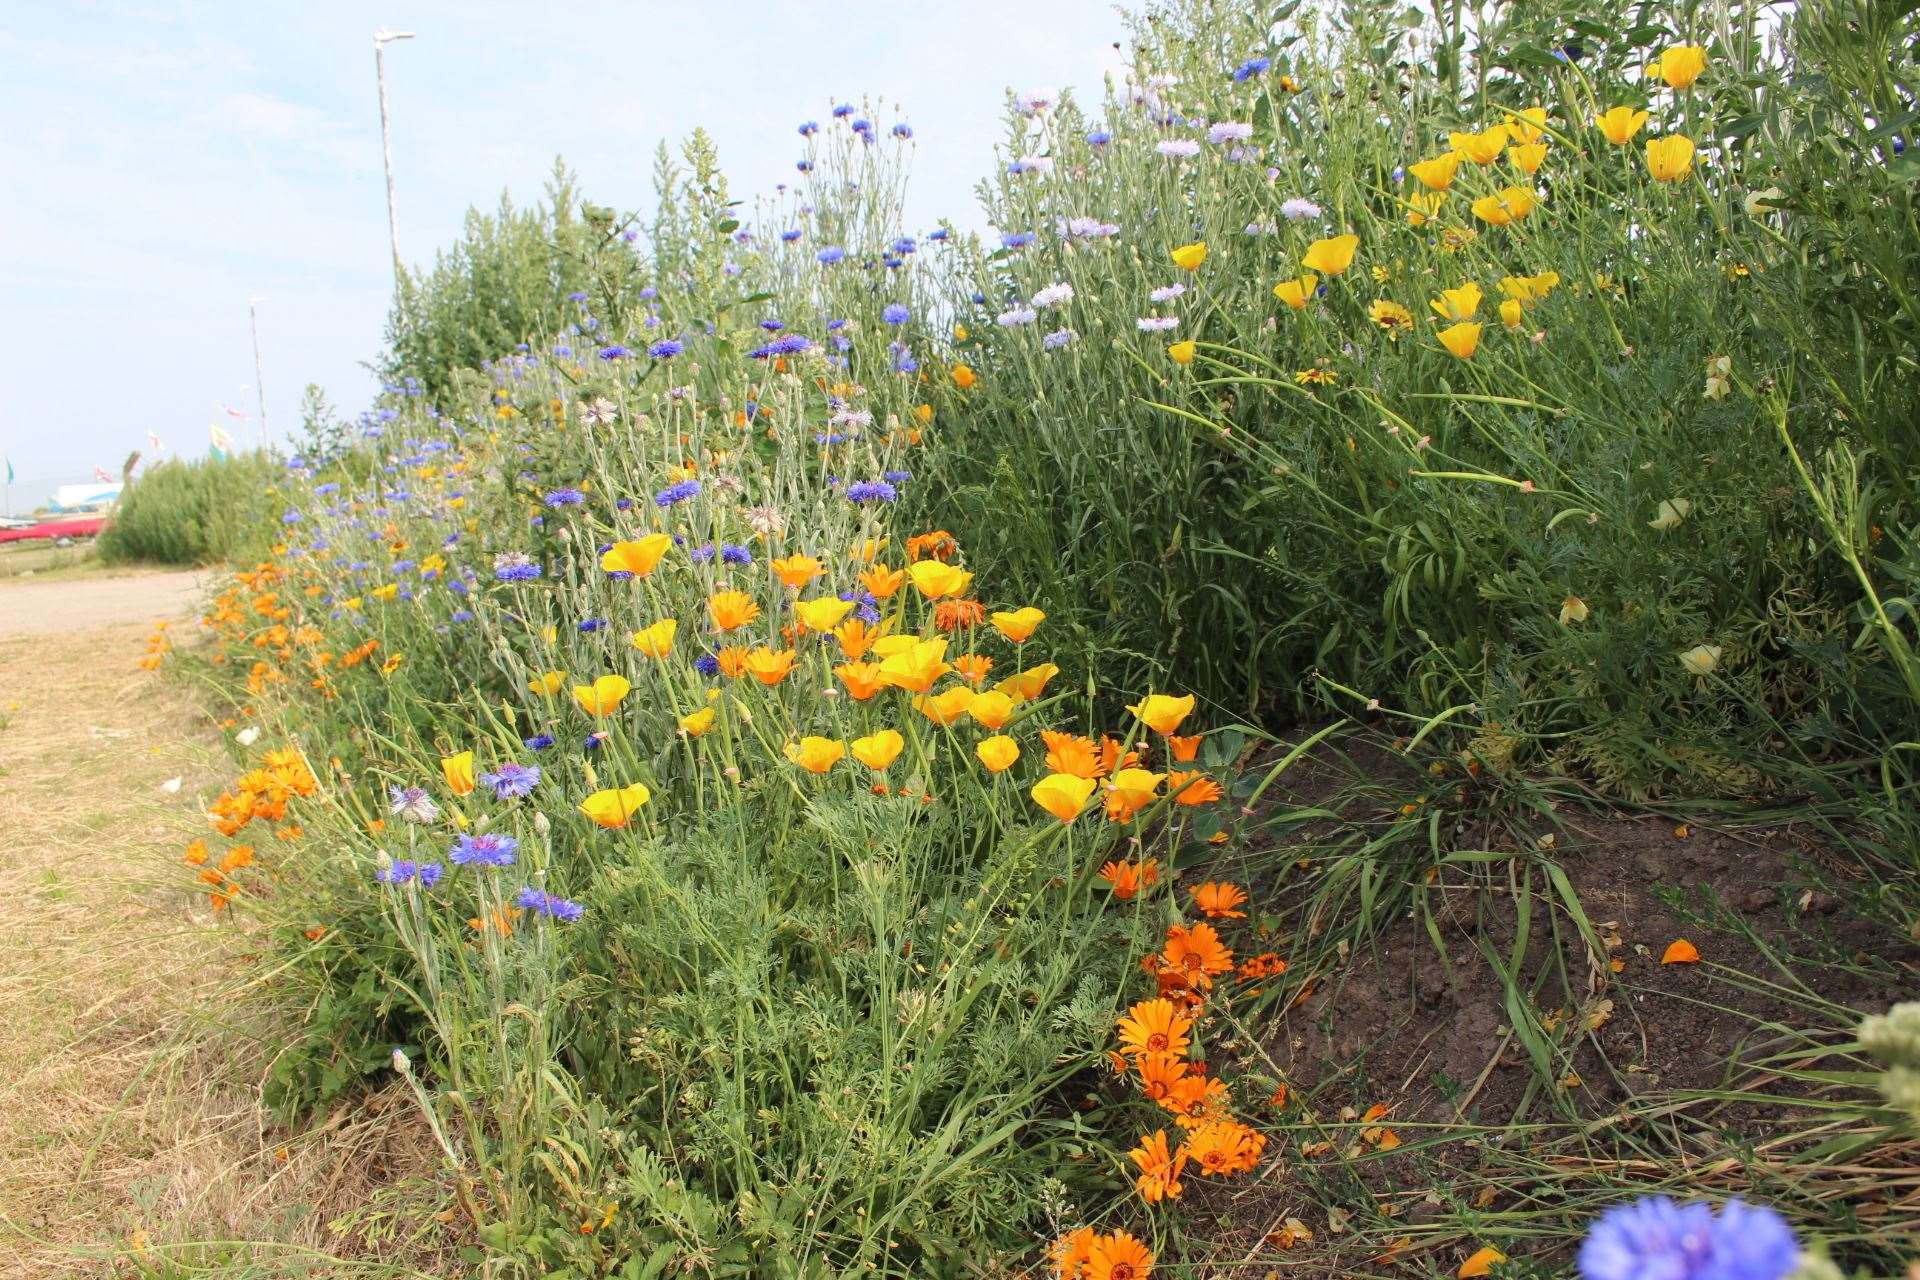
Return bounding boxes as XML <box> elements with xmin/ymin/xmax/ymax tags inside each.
<box><xmin>798</xmin><ymin>120</ymin><xmax>818</xmax><ymax>136</ymax></box>
<box><xmin>450</xmin><ymin>832</ymin><xmax>519</xmax><ymax>868</ymax></box>
<box><xmin>515</xmin><ymin>886</ymin><xmax>585</xmax><ymax>922</ymax></box>
<box><xmin>648</xmin><ymin>338</ymin><xmax>684</xmax><ymax>359</ymax></box>
<box><xmin>544</xmin><ymin>488</ymin><xmax>585</xmax><ymax>508</ymax></box>
<box><xmin>478</xmin><ymin>762</ymin><xmax>541</xmax><ymax>799</ymax></box>
<box><xmin>882</xmin><ymin>303</ymin><xmax>910</xmax><ymax>325</ymax></box>
<box><xmin>1579</xmin><ymin>1197</ymin><xmax>1799</xmax><ymax>1280</ymax></box>
<box><xmin>817</xmin><ymin>246</ymin><xmax>845</xmax><ymax>264</ymax></box>
<box><xmin>1232</xmin><ymin>56</ymin><xmax>1272</xmax><ymax>82</ymax></box>
<box><xmin>655</xmin><ymin>479</ymin><xmax>702</xmax><ymax>507</ymax></box>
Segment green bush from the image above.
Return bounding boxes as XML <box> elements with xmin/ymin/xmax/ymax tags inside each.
<box><xmin>99</xmin><ymin>451</ymin><xmax>282</xmax><ymax>566</ymax></box>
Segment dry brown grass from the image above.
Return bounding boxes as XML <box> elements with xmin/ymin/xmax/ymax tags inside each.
<box><xmin>0</xmin><ymin>617</ymin><xmax>444</xmax><ymax>1279</ymax></box>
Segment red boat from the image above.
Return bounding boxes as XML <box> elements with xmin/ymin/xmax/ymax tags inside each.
<box><xmin>0</xmin><ymin>516</ymin><xmax>108</xmax><ymax>544</ymax></box>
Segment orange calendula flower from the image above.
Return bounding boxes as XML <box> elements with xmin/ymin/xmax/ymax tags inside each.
<box><xmin>793</xmin><ymin>596</ymin><xmax>855</xmax><ymax>633</ymax></box>
<box><xmin>784</xmin><ymin>736</ymin><xmax>845</xmax><ymax>774</ymax></box>
<box><xmin>1300</xmin><ymin>232</ymin><xmax>1359</xmax><ymax>276</ymax></box>
<box><xmin>951</xmin><ymin>653</ymin><xmax>994</xmax><ymax>684</ymax></box>
<box><xmin>996</xmin><ymin>662</ymin><xmax>1059</xmax><ymax>702</ymax></box>
<box><xmin>441</xmin><ymin>751</ymin><xmax>476</xmax><ymax>796</ymax></box>
<box><xmin>599</xmin><ymin>534</ymin><xmax>673</xmax><ymax>577</ymax></box>
<box><xmin>1594</xmin><ymin>105</ymin><xmax>1650</xmax><ymax>145</ymax></box>
<box><xmin>1271</xmin><ymin>274</ymin><xmax>1318</xmax><ymax>309</ymax></box>
<box><xmin>572</xmin><ymin>674</ymin><xmax>631</xmax><ymax>717</ymax></box>
<box><xmin>708</xmin><ymin>590</ymin><xmax>761</xmax><ymax>632</ymax></box>
<box><xmin>580</xmin><ymin>783</ymin><xmax>650</xmax><ymax>828</ymax></box>
<box><xmin>990</xmin><ymin>606</ymin><xmax>1045</xmax><ymax>642</ymax></box>
<box><xmin>1169</xmin><ymin>771</ymin><xmax>1224</xmax><ymax>806</ymax></box>
<box><xmin>1051</xmin><ymin>1228</ymin><xmax>1098</xmax><ymax>1280</ymax></box>
<box><xmin>834</xmin><ymin>661</ymin><xmax>885</xmax><ymax>700</ymax></box>
<box><xmin>1130</xmin><ymin>693</ymin><xmax>1196</xmax><ymax>735</ymax></box>
<box><xmin>1167</xmin><ymin>734</ymin><xmax>1203</xmax><ymax>762</ymax></box>
<box><xmin>1086</xmin><ymin>1230</ymin><xmax>1154</xmax><ymax>1280</ymax></box>
<box><xmin>1162</xmin><ymin>922</ymin><xmax>1235</xmax><ymax>988</ymax></box>
<box><xmin>1646</xmin><ymin>133</ymin><xmax>1696</xmax><ymax>182</ymax></box>
<box><xmin>905</xmin><ymin>529</ymin><xmax>959</xmax><ymax>562</ymax></box>
<box><xmin>934</xmin><ymin>598</ymin><xmax>987</xmax><ymax>632</ymax></box>
<box><xmin>743</xmin><ymin>647</ymin><xmax>797</xmax><ymax>685</ymax></box>
<box><xmin>1030</xmin><ymin>771</ymin><xmax>1097</xmax><ymax>822</ymax></box>
<box><xmin>1117</xmin><ymin>997</ymin><xmax>1192</xmax><ymax>1059</ymax></box>
<box><xmin>1448</xmin><ymin>123</ymin><xmax>1509</xmax><ymax>164</ymax></box>
<box><xmin>859</xmin><ymin>564</ymin><xmax>907</xmax><ymax>598</ymax></box>
<box><xmin>851</xmin><ymin>729</ymin><xmax>905</xmax><ymax>771</ymax></box>
<box><xmin>1099</xmin><ymin>857</ymin><xmax>1160</xmax><ymax>899</ymax></box>
<box><xmin>917</xmin><ymin>686</ymin><xmax>977</xmax><ymax>726</ymax></box>
<box><xmin>1190</xmin><ymin>881</ymin><xmax>1248</xmax><ymax>918</ymax></box>
<box><xmin>1129</xmin><ymin>1130</ymin><xmax>1188</xmax><ymax>1204</ymax></box>
<box><xmin>1184</xmin><ymin>1119</ymin><xmax>1266</xmax><ymax>1176</ymax></box>
<box><xmin>832</xmin><ymin>617</ymin><xmax>886</xmax><ymax>660</ymax></box>
<box><xmin>949</xmin><ymin>362</ymin><xmax>977</xmax><ymax>389</ymax></box>
<box><xmin>714</xmin><ymin>645</ymin><xmax>751</xmax><ymax>678</ymax></box>
<box><xmin>183</xmin><ymin>839</ymin><xmax>211</xmax><ymax>866</ymax></box>
<box><xmin>975</xmin><ymin>734</ymin><xmax>1021</xmax><ymax>773</ymax></box>
<box><xmin>1136</xmin><ymin>1051</ymin><xmax>1190</xmax><ymax>1105</ymax></box>
<box><xmin>1408</xmin><ymin>151</ymin><xmax>1463</xmax><ymax>190</ymax></box>
<box><xmin>1438</xmin><ymin>321</ymin><xmax>1482</xmax><ymax>360</ymax></box>
<box><xmin>1042</xmin><ymin>730</ymin><xmax>1107</xmax><ymax>779</ymax></box>
<box><xmin>771</xmin><ymin>554</ymin><xmax>824</xmax><ymax>589</ymax></box>
<box><xmin>908</xmin><ymin>559</ymin><xmax>973</xmax><ymax>599</ymax></box>
<box><xmin>876</xmin><ymin>637</ymin><xmax>950</xmax><ymax>692</ymax></box>
<box><xmin>631</xmin><ymin>618</ymin><xmax>677</xmax><ymax>658</ymax></box>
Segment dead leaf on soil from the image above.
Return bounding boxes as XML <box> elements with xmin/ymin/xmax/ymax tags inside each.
<box><xmin>1459</xmin><ymin>1245</ymin><xmax>1508</xmax><ymax>1278</ymax></box>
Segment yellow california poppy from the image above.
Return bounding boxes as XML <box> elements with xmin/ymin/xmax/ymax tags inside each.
<box><xmin>1130</xmin><ymin>693</ymin><xmax>1196</xmax><ymax>735</ymax></box>
<box><xmin>1499</xmin><ymin>298</ymin><xmax>1525</xmax><ymax>329</ymax></box>
<box><xmin>1506</xmin><ymin>142</ymin><xmax>1548</xmax><ymax>175</ymax></box>
<box><xmin>1470</xmin><ymin>186</ymin><xmax>1537</xmax><ymax>226</ymax></box>
<box><xmin>907</xmin><ymin>560</ymin><xmax>973</xmax><ymax>600</ymax></box>
<box><xmin>572</xmin><ymin>675</ymin><xmax>631</xmax><ymax>717</ymax></box>
<box><xmin>851</xmin><ymin>729</ymin><xmax>905</xmax><ymax>771</ymax></box>
<box><xmin>600</xmin><ymin>534</ymin><xmax>673</xmax><ymax>577</ymax></box>
<box><xmin>968</xmin><ymin>690</ymin><xmax>1017</xmax><ymax>730</ymax></box>
<box><xmin>784</xmin><ymin>736</ymin><xmax>846</xmax><ymax>774</ymax></box>
<box><xmin>1646</xmin><ymin>134</ymin><xmax>1696</xmax><ymax>182</ymax></box>
<box><xmin>1271</xmin><ymin>274</ymin><xmax>1318</xmax><ymax>309</ymax></box>
<box><xmin>1168</xmin><ymin>340</ymin><xmax>1197</xmax><ymax>365</ymax></box>
<box><xmin>1656</xmin><ymin>45</ymin><xmax>1707</xmax><ymax>90</ymax></box>
<box><xmin>996</xmin><ymin>662</ymin><xmax>1060</xmax><ymax>701</ymax></box>
<box><xmin>877</xmin><ymin>637</ymin><xmax>951</xmax><ymax>693</ymax></box>
<box><xmin>1407</xmin><ymin>152</ymin><xmax>1462</xmax><ymax>191</ymax></box>
<box><xmin>441</xmin><ymin>751</ymin><xmax>476</xmax><ymax>796</ymax></box>
<box><xmin>1170</xmin><ymin>241</ymin><xmax>1208</xmax><ymax>271</ymax></box>
<box><xmin>1430</xmin><ymin>282</ymin><xmax>1483</xmax><ymax>322</ymax></box>
<box><xmin>630</xmin><ymin>618</ymin><xmax>677</xmax><ymax>658</ymax></box>
<box><xmin>990</xmin><ymin>607</ymin><xmax>1045</xmax><ymax>643</ymax></box>
<box><xmin>1404</xmin><ymin>193</ymin><xmax>1446</xmax><ymax>226</ymax></box>
<box><xmin>1301</xmin><ymin>233</ymin><xmax>1360</xmax><ymax>276</ymax></box>
<box><xmin>1594</xmin><ymin>106</ymin><xmax>1650</xmax><ymax>145</ymax></box>
<box><xmin>1438</xmin><ymin>322</ymin><xmax>1483</xmax><ymax>359</ymax></box>
<box><xmin>1504</xmin><ymin>106</ymin><xmax>1548</xmax><ymax>145</ymax></box>
<box><xmin>794</xmin><ymin>596</ymin><xmax>856</xmax><ymax>633</ymax></box>
<box><xmin>580</xmin><ymin>783</ymin><xmax>651</xmax><ymax>828</ymax></box>
<box><xmin>976</xmin><ymin>735</ymin><xmax>1021</xmax><ymax>773</ymax></box>
<box><xmin>1031</xmin><ymin>772</ymin><xmax>1097</xmax><ymax>822</ymax></box>
<box><xmin>527</xmin><ymin>670</ymin><xmax>567</xmax><ymax>698</ymax></box>
<box><xmin>1447</xmin><ymin>124</ymin><xmax>1509</xmax><ymax>165</ymax></box>
<box><xmin>678</xmin><ymin>706</ymin><xmax>715</xmax><ymax>736</ymax></box>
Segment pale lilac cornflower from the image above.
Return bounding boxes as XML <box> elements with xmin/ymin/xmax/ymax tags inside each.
<box><xmin>1015</xmin><ymin>87</ymin><xmax>1058</xmax><ymax>115</ymax></box>
<box><xmin>1016</xmin><ymin>154</ymin><xmax>1056</xmax><ymax>176</ymax></box>
<box><xmin>1060</xmin><ymin>216</ymin><xmax>1121</xmax><ymax>240</ymax></box>
<box><xmin>996</xmin><ymin>307</ymin><xmax>1038</xmax><ymax>327</ymax></box>
<box><xmin>388</xmin><ymin>785</ymin><xmax>441</xmax><ymax>825</ymax></box>
<box><xmin>1030</xmin><ymin>282</ymin><xmax>1075</xmax><ymax>309</ymax></box>
<box><xmin>1578</xmin><ymin>1197</ymin><xmax>1798</xmax><ymax>1280</ymax></box>
<box><xmin>1156</xmin><ymin>138</ymin><xmax>1201</xmax><ymax>159</ymax></box>
<box><xmin>478</xmin><ymin>763</ymin><xmax>541</xmax><ymax>799</ymax></box>
<box><xmin>1281</xmin><ymin>197</ymin><xmax>1323</xmax><ymax>220</ymax></box>
<box><xmin>1148</xmin><ymin>283</ymin><xmax>1187</xmax><ymax>303</ymax></box>
<box><xmin>578</xmin><ymin>396</ymin><xmax>617</xmax><ymax>426</ymax></box>
<box><xmin>1136</xmin><ymin>316</ymin><xmax>1179</xmax><ymax>332</ymax></box>
<box><xmin>1209</xmin><ymin>121</ymin><xmax>1254</xmax><ymax>144</ymax></box>
<box><xmin>1244</xmin><ymin>221</ymin><xmax>1279</xmax><ymax>236</ymax></box>
<box><xmin>1042</xmin><ymin>328</ymin><xmax>1079</xmax><ymax>350</ymax></box>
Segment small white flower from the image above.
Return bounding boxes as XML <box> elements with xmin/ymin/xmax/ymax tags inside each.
<box><xmin>1156</xmin><ymin>138</ymin><xmax>1201</xmax><ymax>159</ymax></box>
<box><xmin>1030</xmin><ymin>282</ymin><xmax>1075</xmax><ymax>309</ymax></box>
<box><xmin>158</xmin><ymin>776</ymin><xmax>183</xmax><ymax>795</ymax></box>
<box><xmin>235</xmin><ymin>726</ymin><xmax>260</xmax><ymax>747</ymax></box>
<box><xmin>1136</xmin><ymin>316</ymin><xmax>1179</xmax><ymax>332</ymax></box>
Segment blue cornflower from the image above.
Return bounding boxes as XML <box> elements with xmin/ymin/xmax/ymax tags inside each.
<box><xmin>721</xmin><ymin>543</ymin><xmax>753</xmax><ymax>565</ymax></box>
<box><xmin>1232</xmin><ymin>56</ymin><xmax>1271</xmax><ymax>82</ymax></box>
<box><xmin>450</xmin><ymin>609</ymin><xmax>474</xmax><ymax>623</ymax></box>
<box><xmin>1579</xmin><ymin>1197</ymin><xmax>1798</xmax><ymax>1280</ymax></box>
<box><xmin>838</xmin><ymin>588</ymin><xmax>881</xmax><ymax>625</ymax></box>
<box><xmin>655</xmin><ymin>479</ymin><xmax>701</xmax><ymax>507</ymax></box>
<box><xmin>798</xmin><ymin>120</ymin><xmax>818</xmax><ymax>136</ymax></box>
<box><xmin>282</xmin><ymin>508</ymin><xmax>302</xmax><ymax>524</ymax></box>
<box><xmin>478</xmin><ymin>762</ymin><xmax>541</xmax><ymax>799</ymax></box>
<box><xmin>892</xmin><ymin>349</ymin><xmax>919</xmax><ymax>374</ymax></box>
<box><xmin>694</xmin><ymin>653</ymin><xmax>720</xmax><ymax>677</ymax></box>
<box><xmin>882</xmin><ymin>303</ymin><xmax>910</xmax><ymax>325</ymax></box>
<box><xmin>1087</xmin><ymin>129</ymin><xmax>1113</xmax><ymax>146</ymax></box>
<box><xmin>831</xmin><ymin>103</ymin><xmax>854</xmax><ymax>118</ymax></box>
<box><xmin>891</xmin><ymin>236</ymin><xmax>916</xmax><ymax>255</ymax></box>
<box><xmin>1001</xmin><ymin>232</ymin><xmax>1035</xmax><ymax>249</ymax></box>
<box><xmin>688</xmin><ymin>543</ymin><xmax>717</xmax><ymax>564</ymax></box>
<box><xmin>826</xmin><ymin>318</ymin><xmax>848</xmax><ymax>331</ymax></box>
<box><xmin>377</xmin><ymin>859</ymin><xmax>444</xmax><ymax>887</ymax></box>
<box><xmin>515</xmin><ymin>887</ymin><xmax>585</xmax><ymax>922</ymax></box>
<box><xmin>648</xmin><ymin>338</ymin><xmax>684</xmax><ymax>359</ymax></box>
<box><xmin>577</xmin><ymin>618</ymin><xmax>606</xmax><ymax>633</ymax></box>
<box><xmin>884</xmin><ymin>470</ymin><xmax>911</xmax><ymax>484</ymax></box>
<box><xmin>780</xmin><ymin>229</ymin><xmax>803</xmax><ymax>242</ymax></box>
<box><xmin>585</xmin><ymin>731</ymin><xmax>608</xmax><ymax>751</ymax></box>
<box><xmin>845</xmin><ymin>480</ymin><xmax>898</xmax><ymax>504</ymax></box>
<box><xmin>567</xmin><ymin>290</ymin><xmax>589</xmax><ymax>302</ymax></box>
<box><xmin>524</xmin><ymin>733</ymin><xmax>555</xmax><ymax>752</ymax></box>
<box><xmin>796</xmin><ymin>159</ymin><xmax>813</xmax><ymax>173</ymax></box>
<box><xmin>493</xmin><ymin>553</ymin><xmax>541</xmax><ymax>582</ymax></box>
<box><xmin>928</xmin><ymin>228</ymin><xmax>950</xmax><ymax>241</ymax></box>
<box><xmin>450</xmin><ymin>832</ymin><xmax>518</xmax><ymax>868</ymax></box>
<box><xmin>760</xmin><ymin>319</ymin><xmax>786</xmax><ymax>332</ymax></box>
<box><xmin>891</xmin><ymin>122</ymin><xmax>912</xmax><ymax>139</ymax></box>
<box><xmin>313</xmin><ymin>482</ymin><xmax>340</xmax><ymax>496</ymax></box>
<box><xmin>544</xmin><ymin>488</ymin><xmax>586</xmax><ymax>508</ymax></box>
<box><xmin>817</xmin><ymin>246</ymin><xmax>845</xmax><ymax>264</ymax></box>
<box><xmin>598</xmin><ymin>345</ymin><xmax>630</xmax><ymax>360</ymax></box>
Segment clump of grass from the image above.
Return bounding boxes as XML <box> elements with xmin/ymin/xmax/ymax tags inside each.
<box><xmin>100</xmin><ymin>453</ymin><xmax>282</xmax><ymax>567</ymax></box>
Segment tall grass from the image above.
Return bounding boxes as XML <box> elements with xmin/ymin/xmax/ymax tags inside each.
<box><xmin>100</xmin><ymin>452</ymin><xmax>282</xmax><ymax>566</ymax></box>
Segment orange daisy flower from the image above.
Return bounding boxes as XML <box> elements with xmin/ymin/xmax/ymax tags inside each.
<box><xmin>1128</xmin><ymin>1130</ymin><xmax>1188</xmax><ymax>1204</ymax></box>
<box><xmin>1161</xmin><ymin>922</ymin><xmax>1234</xmax><ymax>989</ymax></box>
<box><xmin>1086</xmin><ymin>1230</ymin><xmax>1153</xmax><ymax>1280</ymax></box>
<box><xmin>1168</xmin><ymin>771</ymin><xmax>1224</xmax><ymax>806</ymax></box>
<box><xmin>1189</xmin><ymin>881</ymin><xmax>1248</xmax><ymax>919</ymax></box>
<box><xmin>859</xmin><ymin>564</ymin><xmax>907</xmax><ymax>599</ymax></box>
<box><xmin>934</xmin><ymin>598</ymin><xmax>987</xmax><ymax>632</ymax></box>
<box><xmin>906</xmin><ymin>529</ymin><xmax>959</xmax><ymax>562</ymax></box>
<box><xmin>951</xmin><ymin>653</ymin><xmax>994</xmax><ymax>684</ymax></box>
<box><xmin>1116</xmin><ymin>997</ymin><xmax>1192</xmax><ymax>1060</ymax></box>
<box><xmin>1184</xmin><ymin>1119</ymin><xmax>1266</xmax><ymax>1176</ymax></box>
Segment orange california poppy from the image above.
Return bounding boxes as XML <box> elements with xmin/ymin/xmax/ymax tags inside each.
<box><xmin>1167</xmin><ymin>734</ymin><xmax>1203</xmax><ymax>762</ymax></box>
<box><xmin>1098</xmin><ymin>857</ymin><xmax>1160</xmax><ymax>900</ymax></box>
<box><xmin>743</xmin><ymin>647</ymin><xmax>796</xmax><ymax>685</ymax></box>
<box><xmin>708</xmin><ymin>590</ymin><xmax>761</xmax><ymax>632</ymax></box>
<box><xmin>770</xmin><ymin>554</ymin><xmax>824</xmax><ymax>589</ymax></box>
<box><xmin>834</xmin><ymin>661</ymin><xmax>884</xmax><ymax>701</ymax></box>
<box><xmin>833</xmin><ymin>617</ymin><xmax>886</xmax><ymax>660</ymax></box>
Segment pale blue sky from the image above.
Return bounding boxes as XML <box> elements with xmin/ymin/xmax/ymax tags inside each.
<box><xmin>0</xmin><ymin>1</ymin><xmax>1130</xmax><ymax>500</ymax></box>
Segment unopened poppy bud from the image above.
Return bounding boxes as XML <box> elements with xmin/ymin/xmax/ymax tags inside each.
<box><xmin>533</xmin><ymin>812</ymin><xmax>550</xmax><ymax>837</ymax></box>
<box><xmin>392</xmin><ymin>1048</ymin><xmax>412</xmax><ymax>1075</ymax></box>
<box><xmin>822</xmin><ymin>687</ymin><xmax>839</xmax><ymax>699</ymax></box>
<box><xmin>737</xmin><ymin>708</ymin><xmax>753</xmax><ymax>725</ymax></box>
<box><xmin>724</xmin><ymin>766</ymin><xmax>741</xmax><ymax>780</ymax></box>
<box><xmin>473</xmin><ymin>812</ymin><xmax>491</xmax><ymax>834</ymax></box>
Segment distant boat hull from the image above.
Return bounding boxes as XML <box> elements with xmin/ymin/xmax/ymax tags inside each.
<box><xmin>0</xmin><ymin>516</ymin><xmax>107</xmax><ymax>544</ymax></box>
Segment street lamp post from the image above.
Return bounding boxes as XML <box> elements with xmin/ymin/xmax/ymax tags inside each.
<box><xmin>373</xmin><ymin>28</ymin><xmax>415</xmax><ymax>285</ymax></box>
<box><xmin>248</xmin><ymin>295</ymin><xmax>269</xmax><ymax>443</ymax></box>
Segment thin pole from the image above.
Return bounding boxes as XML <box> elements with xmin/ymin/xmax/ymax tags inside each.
<box><xmin>374</xmin><ymin>31</ymin><xmax>414</xmax><ymax>284</ymax></box>
<box><xmin>248</xmin><ymin>299</ymin><xmax>268</xmax><ymax>443</ymax></box>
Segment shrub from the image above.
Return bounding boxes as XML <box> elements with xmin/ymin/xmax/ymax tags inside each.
<box><xmin>100</xmin><ymin>451</ymin><xmax>282</xmax><ymax>566</ymax></box>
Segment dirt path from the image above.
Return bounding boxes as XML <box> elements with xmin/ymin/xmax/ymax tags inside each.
<box><xmin>0</xmin><ymin>568</ymin><xmax>206</xmax><ymax>638</ymax></box>
<box><xmin>0</xmin><ymin>576</ymin><xmax>428</xmax><ymax>1278</ymax></box>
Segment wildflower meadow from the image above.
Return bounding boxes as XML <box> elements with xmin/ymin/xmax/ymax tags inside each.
<box><xmin>132</xmin><ymin>1</ymin><xmax>1920</xmax><ymax>1276</ymax></box>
